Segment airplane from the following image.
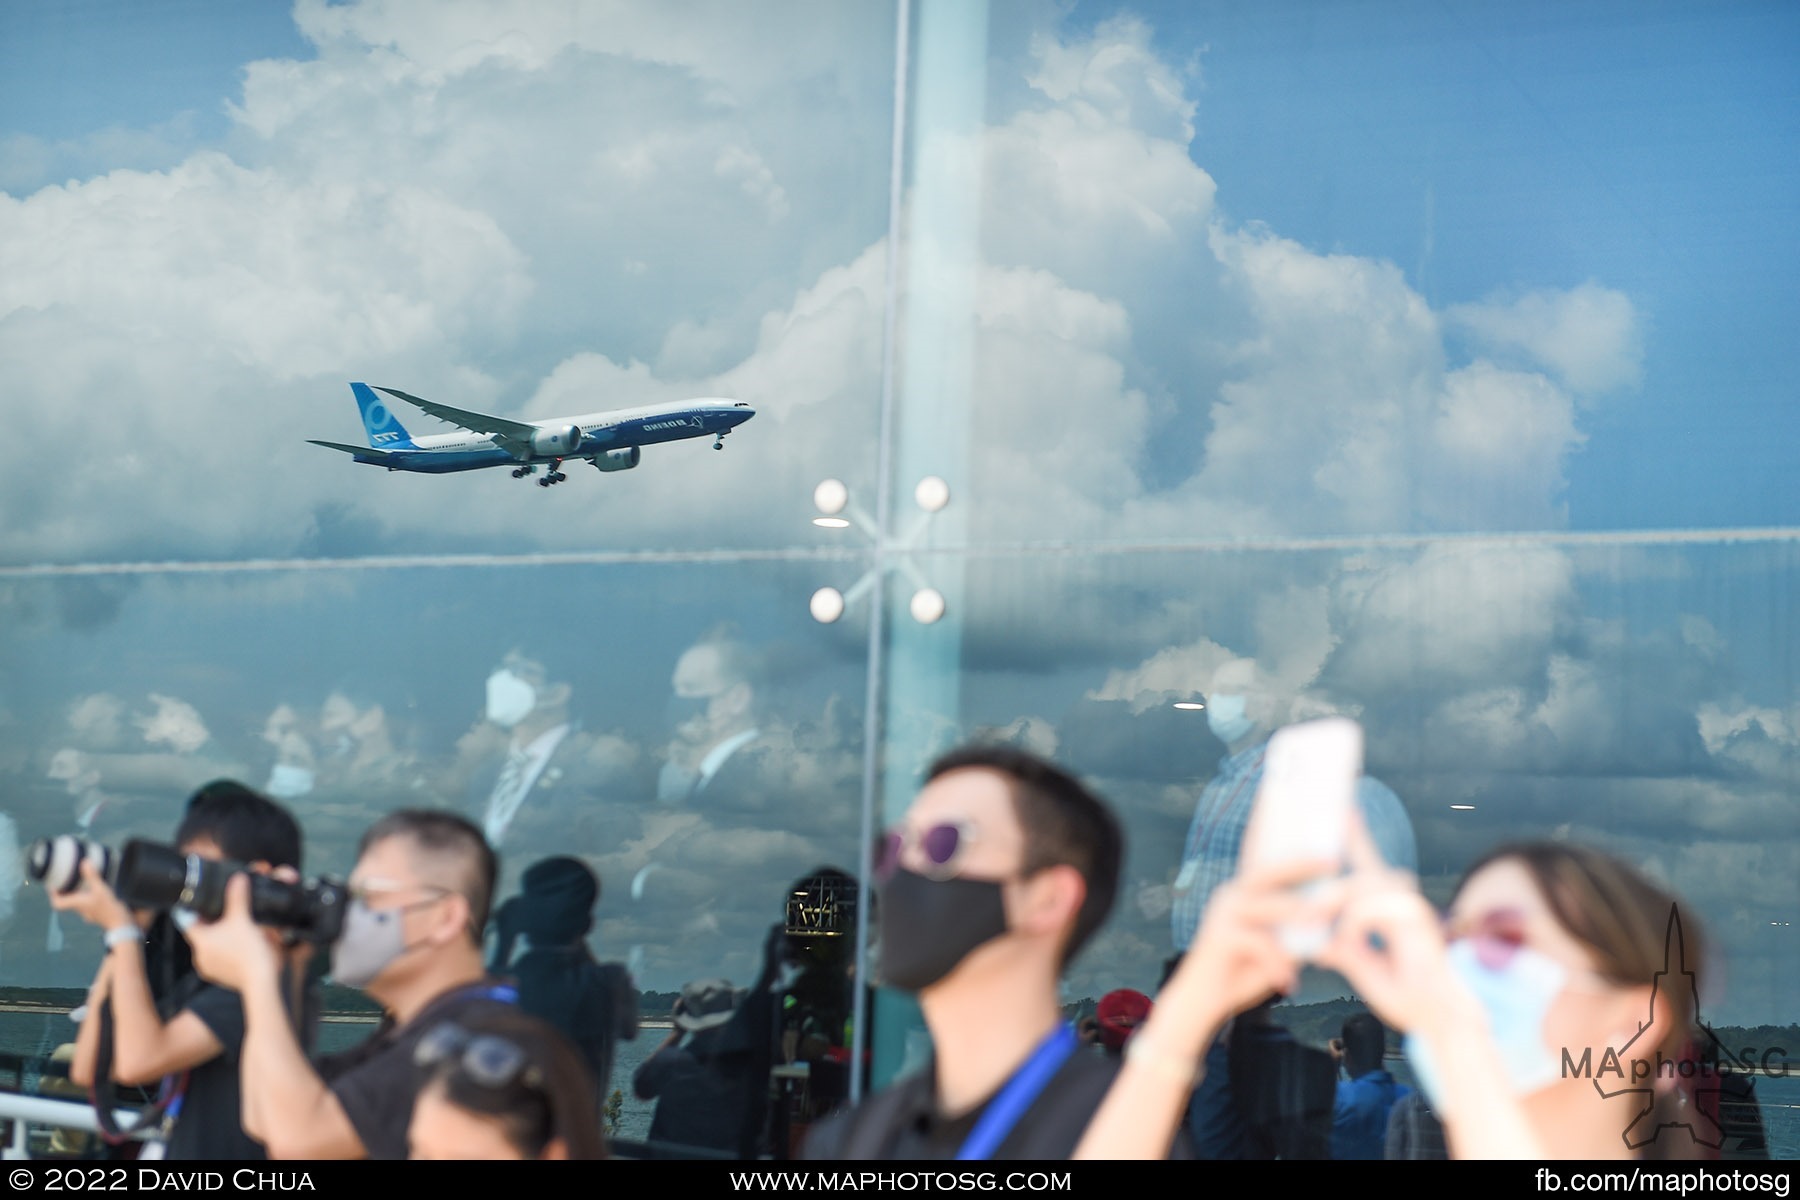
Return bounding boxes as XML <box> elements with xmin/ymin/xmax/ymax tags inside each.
<box><xmin>308</xmin><ymin>383</ymin><xmax>756</xmax><ymax>487</ymax></box>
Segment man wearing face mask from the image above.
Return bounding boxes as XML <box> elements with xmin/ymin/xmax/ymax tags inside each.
<box><xmin>185</xmin><ymin>809</ymin><xmax>516</xmax><ymax>1160</ymax></box>
<box><xmin>1167</xmin><ymin>657</ymin><xmax>1418</xmax><ymax>1158</ymax></box>
<box><xmin>801</xmin><ymin>744</ymin><xmax>1169</xmax><ymax>1160</ymax></box>
<box><xmin>53</xmin><ymin>780</ymin><xmax>313</xmax><ymax>1160</ymax></box>
<box><xmin>442</xmin><ymin>652</ymin><xmax>639</xmax><ymax>900</ymax></box>
<box><xmin>656</xmin><ymin>632</ymin><xmax>763</xmax><ymax>807</ymax></box>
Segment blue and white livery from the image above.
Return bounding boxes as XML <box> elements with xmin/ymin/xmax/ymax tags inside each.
<box><xmin>309</xmin><ymin>383</ymin><xmax>756</xmax><ymax>487</ymax></box>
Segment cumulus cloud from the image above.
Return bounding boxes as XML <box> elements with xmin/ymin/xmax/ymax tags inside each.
<box><xmin>1448</xmin><ymin>282</ymin><xmax>1642</xmax><ymax>396</ymax></box>
<box><xmin>3</xmin><ymin>1</ymin><xmax>1788</xmax><ymax>1021</ymax></box>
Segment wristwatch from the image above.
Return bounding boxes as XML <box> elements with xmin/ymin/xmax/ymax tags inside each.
<box><xmin>104</xmin><ymin>925</ymin><xmax>142</xmax><ymax>950</ymax></box>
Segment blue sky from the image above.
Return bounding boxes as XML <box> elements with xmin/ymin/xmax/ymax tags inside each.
<box><xmin>0</xmin><ymin>1</ymin><xmax>1794</xmax><ymax>1020</ymax></box>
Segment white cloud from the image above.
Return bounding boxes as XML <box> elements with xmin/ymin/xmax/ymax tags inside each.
<box><xmin>1448</xmin><ymin>281</ymin><xmax>1642</xmax><ymax>395</ymax></box>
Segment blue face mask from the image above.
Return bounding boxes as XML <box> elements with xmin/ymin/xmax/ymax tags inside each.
<box><xmin>1205</xmin><ymin>693</ymin><xmax>1255</xmax><ymax>745</ymax></box>
<box><xmin>1404</xmin><ymin>938</ymin><xmax>1567</xmax><ymax>1111</ymax></box>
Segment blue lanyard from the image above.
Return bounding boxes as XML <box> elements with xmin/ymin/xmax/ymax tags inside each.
<box><xmin>955</xmin><ymin>1024</ymin><xmax>1079</xmax><ymax>1161</ymax></box>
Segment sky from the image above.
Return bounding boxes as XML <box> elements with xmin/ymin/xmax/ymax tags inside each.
<box><xmin>0</xmin><ymin>0</ymin><xmax>1795</xmax><ymax>1027</ymax></box>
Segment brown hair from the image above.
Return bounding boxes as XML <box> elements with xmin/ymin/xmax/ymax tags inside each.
<box><xmin>1455</xmin><ymin>841</ymin><xmax>1709</xmax><ymax>1159</ymax></box>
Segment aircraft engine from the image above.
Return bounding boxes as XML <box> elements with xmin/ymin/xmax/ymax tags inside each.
<box><xmin>530</xmin><ymin>425</ymin><xmax>583</xmax><ymax>456</ymax></box>
<box><xmin>592</xmin><ymin>446</ymin><xmax>641</xmax><ymax>472</ymax></box>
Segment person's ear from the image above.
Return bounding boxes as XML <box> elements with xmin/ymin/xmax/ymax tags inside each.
<box><xmin>539</xmin><ymin>1136</ymin><xmax>570</xmax><ymax>1161</ymax></box>
<box><xmin>433</xmin><ymin>893</ymin><xmax>475</xmax><ymax>947</ymax></box>
<box><xmin>1010</xmin><ymin>864</ymin><xmax>1085</xmax><ymax>937</ymax></box>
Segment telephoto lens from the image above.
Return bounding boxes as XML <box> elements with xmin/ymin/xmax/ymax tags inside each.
<box><xmin>26</xmin><ymin>835</ymin><xmax>115</xmax><ymax>894</ymax></box>
<box><xmin>115</xmin><ymin>840</ymin><xmax>347</xmax><ymax>944</ymax></box>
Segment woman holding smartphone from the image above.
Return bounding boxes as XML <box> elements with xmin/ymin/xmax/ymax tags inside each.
<box><xmin>1077</xmin><ymin>818</ymin><xmax>1715</xmax><ymax>1160</ymax></box>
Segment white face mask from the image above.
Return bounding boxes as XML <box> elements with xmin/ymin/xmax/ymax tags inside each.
<box><xmin>1404</xmin><ymin>937</ymin><xmax>1568</xmax><ymax>1112</ymax></box>
<box><xmin>485</xmin><ymin>669</ymin><xmax>537</xmax><ymax>729</ymax></box>
<box><xmin>330</xmin><ymin>899</ymin><xmax>414</xmax><ymax>988</ymax></box>
<box><xmin>1206</xmin><ymin>693</ymin><xmax>1256</xmax><ymax>745</ymax></box>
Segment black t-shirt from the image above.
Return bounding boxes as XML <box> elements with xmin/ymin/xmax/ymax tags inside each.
<box><xmin>160</xmin><ymin>976</ymin><xmax>259</xmax><ymax>1161</ymax></box>
<box><xmin>801</xmin><ymin>1049</ymin><xmax>1189</xmax><ymax>1160</ymax></box>
<box><xmin>160</xmin><ymin>968</ymin><xmax>317</xmax><ymax>1162</ymax></box>
<box><xmin>316</xmin><ymin>983</ymin><xmax>519</xmax><ymax>1161</ymax></box>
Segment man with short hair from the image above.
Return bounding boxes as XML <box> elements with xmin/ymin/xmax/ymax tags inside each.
<box><xmin>185</xmin><ymin>809</ymin><xmax>516</xmax><ymax>1160</ymax></box>
<box><xmin>56</xmin><ymin>780</ymin><xmax>313</xmax><ymax>1160</ymax></box>
<box><xmin>801</xmin><ymin>743</ymin><xmax>1150</xmax><ymax>1160</ymax></box>
<box><xmin>1330</xmin><ymin>1011</ymin><xmax>1411</xmax><ymax>1159</ymax></box>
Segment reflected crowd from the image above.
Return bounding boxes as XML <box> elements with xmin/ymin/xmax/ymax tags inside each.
<box><xmin>0</xmin><ymin>641</ymin><xmax>1778</xmax><ymax>1164</ymax></box>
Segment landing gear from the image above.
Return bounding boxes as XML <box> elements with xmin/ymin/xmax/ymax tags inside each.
<box><xmin>536</xmin><ymin>460</ymin><xmax>568</xmax><ymax>487</ymax></box>
<box><xmin>713</xmin><ymin>431</ymin><xmax>727</xmax><ymax>450</ymax></box>
<box><xmin>511</xmin><ymin>465</ymin><xmax>537</xmax><ymax>479</ymax></box>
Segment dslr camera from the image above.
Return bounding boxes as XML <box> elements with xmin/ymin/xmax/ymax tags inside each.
<box><xmin>115</xmin><ymin>839</ymin><xmax>347</xmax><ymax>945</ymax></box>
<box><xmin>27</xmin><ymin>834</ymin><xmax>118</xmax><ymax>894</ymax></box>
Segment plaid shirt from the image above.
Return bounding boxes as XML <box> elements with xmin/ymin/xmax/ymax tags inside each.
<box><xmin>1170</xmin><ymin>744</ymin><xmax>1268</xmax><ymax>951</ymax></box>
<box><xmin>1169</xmin><ymin>741</ymin><xmax>1419</xmax><ymax>951</ymax></box>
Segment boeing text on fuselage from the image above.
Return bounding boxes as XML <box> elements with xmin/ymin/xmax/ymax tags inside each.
<box><xmin>308</xmin><ymin>383</ymin><xmax>756</xmax><ymax>487</ymax></box>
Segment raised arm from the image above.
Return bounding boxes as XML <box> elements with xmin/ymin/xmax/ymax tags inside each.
<box><xmin>1074</xmin><ymin>856</ymin><xmax>1335</xmax><ymax>1159</ymax></box>
<box><xmin>184</xmin><ymin>873</ymin><xmax>368</xmax><ymax>1158</ymax></box>
<box><xmin>51</xmin><ymin>862</ymin><xmax>224</xmax><ymax>1085</ymax></box>
<box><xmin>1313</xmin><ymin>815</ymin><xmax>1546</xmax><ymax>1160</ymax></box>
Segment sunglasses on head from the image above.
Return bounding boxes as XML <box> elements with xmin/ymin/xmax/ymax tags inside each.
<box><xmin>874</xmin><ymin>820</ymin><xmax>978</xmax><ymax>884</ymax></box>
<box><xmin>414</xmin><ymin>1022</ymin><xmax>543</xmax><ymax>1092</ymax></box>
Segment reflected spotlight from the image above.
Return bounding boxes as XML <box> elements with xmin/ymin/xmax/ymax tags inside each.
<box><xmin>910</xmin><ymin>588</ymin><xmax>946</xmax><ymax>625</ymax></box>
<box><xmin>1450</xmin><ymin>804</ymin><xmax>1476</xmax><ymax>811</ymax></box>
<box><xmin>810</xmin><ymin>587</ymin><xmax>847</xmax><ymax>624</ymax></box>
<box><xmin>813</xmin><ymin>478</ymin><xmax>849</xmax><ymax>516</ymax></box>
<box><xmin>813</xmin><ymin>516</ymin><xmax>851</xmax><ymax>529</ymax></box>
<box><xmin>1173</xmin><ymin>701</ymin><xmax>1206</xmax><ymax>711</ymax></box>
<box><xmin>914</xmin><ymin>476</ymin><xmax>951</xmax><ymax>513</ymax></box>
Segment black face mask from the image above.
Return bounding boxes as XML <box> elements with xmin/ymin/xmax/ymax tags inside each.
<box><xmin>875</xmin><ymin>866</ymin><xmax>1011</xmax><ymax>992</ymax></box>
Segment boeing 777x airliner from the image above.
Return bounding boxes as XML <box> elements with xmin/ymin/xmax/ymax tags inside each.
<box><xmin>309</xmin><ymin>383</ymin><xmax>756</xmax><ymax>486</ymax></box>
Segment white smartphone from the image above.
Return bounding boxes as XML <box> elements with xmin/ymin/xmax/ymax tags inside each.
<box><xmin>1240</xmin><ymin>716</ymin><xmax>1363</xmax><ymax>958</ymax></box>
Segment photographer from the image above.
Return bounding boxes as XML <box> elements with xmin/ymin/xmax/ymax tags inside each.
<box><xmin>54</xmin><ymin>780</ymin><xmax>313</xmax><ymax>1160</ymax></box>
<box><xmin>185</xmin><ymin>809</ymin><xmax>515</xmax><ymax>1160</ymax></box>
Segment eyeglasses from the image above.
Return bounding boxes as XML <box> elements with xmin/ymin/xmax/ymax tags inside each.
<box><xmin>1444</xmin><ymin>907</ymin><xmax>1614</xmax><ymax>989</ymax></box>
<box><xmin>874</xmin><ymin>820</ymin><xmax>977</xmax><ymax>884</ymax></box>
<box><xmin>1445</xmin><ymin>906</ymin><xmax>1531</xmax><ymax>970</ymax></box>
<box><xmin>347</xmin><ymin>878</ymin><xmax>451</xmax><ymax>909</ymax></box>
<box><xmin>413</xmin><ymin>1022</ymin><xmax>544</xmax><ymax>1092</ymax></box>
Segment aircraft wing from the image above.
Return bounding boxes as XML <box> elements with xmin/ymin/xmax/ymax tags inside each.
<box><xmin>375</xmin><ymin>386</ymin><xmax>539</xmax><ymax>448</ymax></box>
<box><xmin>308</xmin><ymin>439</ymin><xmax>393</xmax><ymax>460</ymax></box>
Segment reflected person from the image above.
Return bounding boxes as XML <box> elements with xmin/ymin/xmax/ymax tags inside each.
<box><xmin>656</xmin><ymin>630</ymin><xmax>764</xmax><ymax>807</ymax></box>
<box><xmin>488</xmin><ymin>856</ymin><xmax>638</xmax><ymax>1103</ymax></box>
<box><xmin>1168</xmin><ymin>656</ymin><xmax>1418</xmax><ymax>1157</ymax></box>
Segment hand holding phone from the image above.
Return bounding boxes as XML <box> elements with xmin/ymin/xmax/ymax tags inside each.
<box><xmin>1238</xmin><ymin>716</ymin><xmax>1363</xmax><ymax>959</ymax></box>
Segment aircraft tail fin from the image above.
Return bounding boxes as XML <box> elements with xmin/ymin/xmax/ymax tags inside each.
<box><xmin>351</xmin><ymin>382</ymin><xmax>418</xmax><ymax>449</ymax></box>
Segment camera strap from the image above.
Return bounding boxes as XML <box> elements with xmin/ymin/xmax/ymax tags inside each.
<box><xmin>91</xmin><ymin>1069</ymin><xmax>188</xmax><ymax>1147</ymax></box>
